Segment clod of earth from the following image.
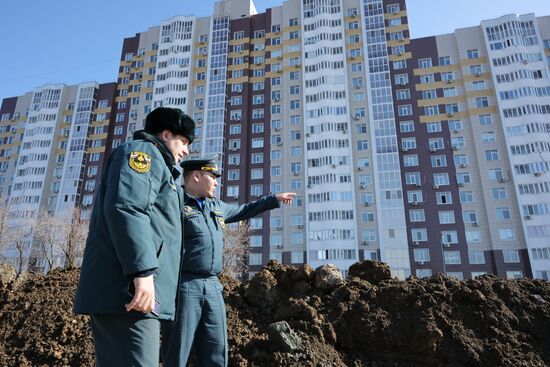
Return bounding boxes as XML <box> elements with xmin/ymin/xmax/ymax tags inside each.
<box><xmin>0</xmin><ymin>260</ymin><xmax>549</xmax><ymax>366</ymax></box>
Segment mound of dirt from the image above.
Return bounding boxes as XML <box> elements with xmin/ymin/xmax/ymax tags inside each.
<box><xmin>1</xmin><ymin>261</ymin><xmax>549</xmax><ymax>366</ymax></box>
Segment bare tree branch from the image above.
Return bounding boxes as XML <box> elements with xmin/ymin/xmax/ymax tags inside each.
<box><xmin>222</xmin><ymin>220</ymin><xmax>250</xmax><ymax>280</ymax></box>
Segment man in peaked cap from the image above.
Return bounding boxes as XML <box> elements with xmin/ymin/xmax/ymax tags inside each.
<box><xmin>74</xmin><ymin>107</ymin><xmax>195</xmax><ymax>366</ymax></box>
<box><xmin>161</xmin><ymin>156</ymin><xmax>296</xmax><ymax>367</ymax></box>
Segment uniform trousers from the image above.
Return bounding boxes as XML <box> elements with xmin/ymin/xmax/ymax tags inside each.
<box><xmin>161</xmin><ymin>273</ymin><xmax>227</xmax><ymax>367</ymax></box>
<box><xmin>90</xmin><ymin>313</ymin><xmax>160</xmax><ymax>367</ymax></box>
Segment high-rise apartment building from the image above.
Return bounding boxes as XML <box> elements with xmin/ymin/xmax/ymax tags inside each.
<box><xmin>1</xmin><ymin>0</ymin><xmax>549</xmax><ymax>280</ymax></box>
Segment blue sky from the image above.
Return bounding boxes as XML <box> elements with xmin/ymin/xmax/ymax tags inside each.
<box><xmin>0</xmin><ymin>0</ymin><xmax>548</xmax><ymax>100</ymax></box>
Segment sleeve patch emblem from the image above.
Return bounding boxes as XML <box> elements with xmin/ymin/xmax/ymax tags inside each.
<box><xmin>129</xmin><ymin>152</ymin><xmax>152</xmax><ymax>173</ymax></box>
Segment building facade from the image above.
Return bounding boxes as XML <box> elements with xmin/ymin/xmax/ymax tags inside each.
<box><xmin>1</xmin><ymin>0</ymin><xmax>549</xmax><ymax>280</ymax></box>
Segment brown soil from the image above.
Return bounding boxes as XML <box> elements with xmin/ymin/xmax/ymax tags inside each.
<box><xmin>0</xmin><ymin>261</ymin><xmax>549</xmax><ymax>366</ymax></box>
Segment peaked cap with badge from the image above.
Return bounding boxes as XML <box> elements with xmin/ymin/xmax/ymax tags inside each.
<box><xmin>180</xmin><ymin>156</ymin><xmax>222</xmax><ymax>177</ymax></box>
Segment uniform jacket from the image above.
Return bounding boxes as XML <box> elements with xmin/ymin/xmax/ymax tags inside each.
<box><xmin>182</xmin><ymin>193</ymin><xmax>279</xmax><ymax>275</ymax></box>
<box><xmin>73</xmin><ymin>131</ymin><xmax>184</xmax><ymax>320</ymax></box>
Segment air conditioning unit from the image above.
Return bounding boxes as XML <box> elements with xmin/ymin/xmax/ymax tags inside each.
<box><xmin>277</xmin><ymin>69</ymin><xmax>283</xmax><ymax>73</ymax></box>
<box><xmin>11</xmin><ymin>127</ymin><xmax>17</xmax><ymax>134</ymax></box>
<box><xmin>522</xmin><ymin>59</ymin><xmax>528</xmax><ymax>65</ymax></box>
<box><xmin>472</xmin><ymin>222</ymin><xmax>479</xmax><ymax>227</ymax></box>
<box><xmin>57</xmin><ymin>161</ymin><xmax>63</xmax><ymax>166</ymax></box>
<box><xmin>364</xmin><ymin>202</ymin><xmax>371</xmax><ymax>207</ymax></box>
<box><xmin>413</xmin><ymin>241</ymin><xmax>420</xmax><ymax>246</ymax></box>
<box><xmin>357</xmin><ymin>167</ymin><xmax>363</xmax><ymax>171</ymax></box>
<box><xmin>305</xmin><ymin>132</ymin><xmax>310</xmax><ymax>137</ymax></box>
<box><xmin>396</xmin><ymin>52</ymin><xmax>403</xmax><ymax>56</ymax></box>
<box><xmin>446</xmin><ymin>79</ymin><xmax>453</xmax><ymax>84</ymax></box>
<box><xmin>255</xmin><ymin>61</ymin><xmax>262</xmax><ymax>66</ymax></box>
<box><xmin>415</xmin><ymin>183</ymin><xmax>422</xmax><ymax>187</ymax></box>
<box><xmin>294</xmin><ymin>64</ymin><xmax>301</xmax><ymax>68</ymax></box>
<box><xmin>349</xmin><ymin>55</ymin><xmax>356</xmax><ymax>60</ymax></box>
<box><xmin>433</xmin><ymin>184</ymin><xmax>439</xmax><ymax>190</ymax></box>
<box><xmin>276</xmin><ymin>226</ymin><xmax>283</xmax><ymax>231</ymax></box>
<box><xmin>197</xmin><ymin>118</ymin><xmax>203</xmax><ymax>122</ymax></box>
<box><xmin>53</xmin><ymin>188</ymin><xmax>59</xmax><ymax>193</ymax></box>
<box><xmin>277</xmin><ymin>141</ymin><xmax>283</xmax><ymax>146</ymax></box>
<box><xmin>457</xmin><ymin>182</ymin><xmax>464</xmax><ymax>187</ymax></box>
<box><xmin>274</xmin><ymin>127</ymin><xmax>281</xmax><ymax>131</ymax></box>
<box><xmin>202</xmin><ymin>51</ymin><xmax>208</xmax><ymax>56</ymax></box>
<box><xmin>230</xmin><ymin>147</ymin><xmax>237</xmax><ymax>151</ymax></box>
<box><xmin>400</xmin><ymin>82</ymin><xmax>407</xmax><ymax>86</ymax></box>
<box><xmin>534</xmin><ymin>172</ymin><xmax>542</xmax><ymax>177</ymax></box>
<box><xmin>293</xmin><ymin>172</ymin><xmax>300</xmax><ymax>176</ymax></box>
<box><xmin>343</xmin><ymin>129</ymin><xmax>348</xmax><ymax>134</ymax></box>
<box><xmin>442</xmin><ymin>242</ymin><xmax>451</xmax><ymax>248</ymax></box>
<box><xmin>452</xmin><ymin>145</ymin><xmax>458</xmax><ymax>150</ymax></box>
<box><xmin>307</xmin><ymin>183</ymin><xmax>312</xmax><ymax>188</ymax></box>
<box><xmin>233</xmin><ymin>195</ymin><xmax>239</xmax><ymax>199</ymax></box>
<box><xmin>331</xmin><ymin>164</ymin><xmax>337</xmax><ymax>168</ymax></box>
<box><xmin>453</xmin><ymin>129</ymin><xmax>460</xmax><ymax>133</ymax></box>
<box><xmin>56</xmin><ymin>174</ymin><xmax>62</xmax><ymax>179</ymax></box>
<box><xmin>362</xmin><ymin>241</ymin><xmax>369</xmax><ymax>246</ymax></box>
<box><xmin>352</xmin><ymin>115</ymin><xmax>360</xmax><ymax>120</ymax></box>
<box><xmin>274</xmin><ymin>97</ymin><xmax>280</xmax><ymax>102</ymax></box>
<box><xmin>524</xmin><ymin>215</ymin><xmax>532</xmax><ymax>220</ymax></box>
<box><xmin>430</xmin><ymin>148</ymin><xmax>437</xmax><ymax>153</ymax></box>
<box><xmin>417</xmin><ymin>261</ymin><xmax>425</xmax><ymax>265</ymax></box>
<box><xmin>359</xmin><ymin>184</ymin><xmax>366</xmax><ymax>189</ymax></box>
<box><xmin>298</xmin><ymin>224</ymin><xmax>304</xmax><ymax>229</ymax></box>
<box><xmin>401</xmin><ymin>147</ymin><xmax>408</xmax><ymax>152</ymax></box>
<box><xmin>350</xmin><ymin>13</ymin><xmax>357</xmax><ymax>18</ymax></box>
<box><xmin>276</xmin><ymin>244</ymin><xmax>283</xmax><ymax>249</ymax></box>
<box><xmin>460</xmin><ymin>163</ymin><xmax>467</xmax><ymax>168</ymax></box>
<box><xmin>277</xmin><ymin>55</ymin><xmax>282</xmax><ymax>60</ymax></box>
<box><xmin>239</xmin><ymin>50</ymin><xmax>244</xmax><ymax>54</ymax></box>
<box><xmin>475</xmin><ymin>72</ymin><xmax>482</xmax><ymax>77</ymax></box>
<box><xmin>447</xmin><ymin>112</ymin><xmax>454</xmax><ymax>117</ymax></box>
<box><xmin>411</xmin><ymin>201</ymin><xmax>418</xmax><ymax>206</ymax></box>
<box><xmin>499</xmin><ymin>178</ymin><xmax>506</xmax><ymax>183</ymax></box>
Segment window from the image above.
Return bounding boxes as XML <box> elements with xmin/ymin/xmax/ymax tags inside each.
<box><xmin>485</xmin><ymin>150</ymin><xmax>500</xmax><ymax>161</ymax></box>
<box><xmin>426</xmin><ymin>122</ymin><xmax>442</xmax><ymax>133</ymax></box>
<box><xmin>462</xmin><ymin>210</ymin><xmax>478</xmax><ymax>223</ymax></box>
<box><xmin>418</xmin><ymin>58</ymin><xmax>433</xmax><ymax>68</ymax></box>
<box><xmin>400</xmin><ymin>121</ymin><xmax>414</xmax><ymax>132</ymax></box>
<box><xmin>460</xmin><ymin>191</ymin><xmax>474</xmax><ymax>203</ymax></box>
<box><xmin>439</xmin><ymin>56</ymin><xmax>451</xmax><ymax>66</ymax></box>
<box><xmin>444</xmin><ymin>251</ymin><xmax>461</xmax><ymax>265</ymax></box>
<box><xmin>398</xmin><ymin>105</ymin><xmax>412</xmax><ymax>116</ymax></box>
<box><xmin>433</xmin><ymin>173</ymin><xmax>449</xmax><ymax>186</ymax></box>
<box><xmin>401</xmin><ymin>138</ymin><xmax>416</xmax><ymax>150</ymax></box>
<box><xmin>403</xmin><ymin>155</ymin><xmax>418</xmax><ymax>167</ymax></box>
<box><xmin>496</xmin><ymin>207</ymin><xmax>510</xmax><ymax>220</ymax></box>
<box><xmin>405</xmin><ymin>172</ymin><xmax>420</xmax><ymax>185</ymax></box>
<box><xmin>441</xmin><ymin>230</ymin><xmax>458</xmax><ymax>244</ymax></box>
<box><xmin>396</xmin><ymin>89</ymin><xmax>410</xmax><ymax>100</ymax></box>
<box><xmin>443</xmin><ymin>88</ymin><xmax>457</xmax><ymax>97</ymax></box>
<box><xmin>492</xmin><ymin>188</ymin><xmax>507</xmax><ymax>200</ymax></box>
<box><xmin>479</xmin><ymin>114</ymin><xmax>493</xmax><ymax>125</ymax></box>
<box><xmin>408</xmin><ymin>190</ymin><xmax>423</xmax><ymax>203</ymax></box>
<box><xmin>476</xmin><ymin>97</ymin><xmax>489</xmax><ymax>108</ymax></box>
<box><xmin>428</xmin><ymin>138</ymin><xmax>444</xmax><ymax>151</ymax></box>
<box><xmin>414</xmin><ymin>248</ymin><xmax>430</xmax><ymax>262</ymax></box>
<box><xmin>411</xmin><ymin>228</ymin><xmax>428</xmax><ymax>242</ymax></box>
<box><xmin>431</xmin><ymin>155</ymin><xmax>447</xmax><ymax>167</ymax></box>
<box><xmin>481</xmin><ymin>132</ymin><xmax>496</xmax><ymax>143</ymax></box>
<box><xmin>439</xmin><ymin>211</ymin><xmax>455</xmax><ymax>224</ymax></box>
<box><xmin>249</xmin><ymin>253</ymin><xmax>262</xmax><ymax>266</ymax></box>
<box><xmin>467</xmin><ymin>49</ymin><xmax>479</xmax><ymax>59</ymax></box>
<box><xmin>498</xmin><ymin>228</ymin><xmax>515</xmax><ymax>241</ymax></box>
<box><xmin>251</xmin><ymin>153</ymin><xmax>263</xmax><ymax>164</ymax></box>
<box><xmin>409</xmin><ymin>209</ymin><xmax>425</xmax><ymax>222</ymax></box>
<box><xmin>504</xmin><ymin>249</ymin><xmax>520</xmax><ymax>262</ymax></box>
<box><xmin>227</xmin><ymin>170</ymin><xmax>240</xmax><ymax>181</ymax></box>
<box><xmin>436</xmin><ymin>192</ymin><xmax>452</xmax><ymax>204</ymax></box>
<box><xmin>229</xmin><ymin>124</ymin><xmax>241</xmax><ymax>135</ymax></box>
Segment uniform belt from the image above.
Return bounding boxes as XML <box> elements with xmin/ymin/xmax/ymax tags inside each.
<box><xmin>181</xmin><ymin>272</ymin><xmax>217</xmax><ymax>280</ymax></box>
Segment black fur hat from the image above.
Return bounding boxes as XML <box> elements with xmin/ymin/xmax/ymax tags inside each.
<box><xmin>144</xmin><ymin>107</ymin><xmax>195</xmax><ymax>144</ymax></box>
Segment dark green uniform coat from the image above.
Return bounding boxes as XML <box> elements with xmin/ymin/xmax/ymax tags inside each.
<box><xmin>74</xmin><ymin>131</ymin><xmax>184</xmax><ymax>320</ymax></box>
<box><xmin>161</xmin><ymin>193</ymin><xmax>279</xmax><ymax>366</ymax></box>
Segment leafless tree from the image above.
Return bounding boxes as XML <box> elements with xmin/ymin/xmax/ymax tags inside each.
<box><xmin>0</xmin><ymin>194</ymin><xmax>9</xmax><ymax>262</ymax></box>
<box><xmin>33</xmin><ymin>209</ymin><xmax>60</xmax><ymax>271</ymax></box>
<box><xmin>1</xmin><ymin>222</ymin><xmax>32</xmax><ymax>278</ymax></box>
<box><xmin>57</xmin><ymin>206</ymin><xmax>89</xmax><ymax>268</ymax></box>
<box><xmin>222</xmin><ymin>220</ymin><xmax>250</xmax><ymax>279</ymax></box>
